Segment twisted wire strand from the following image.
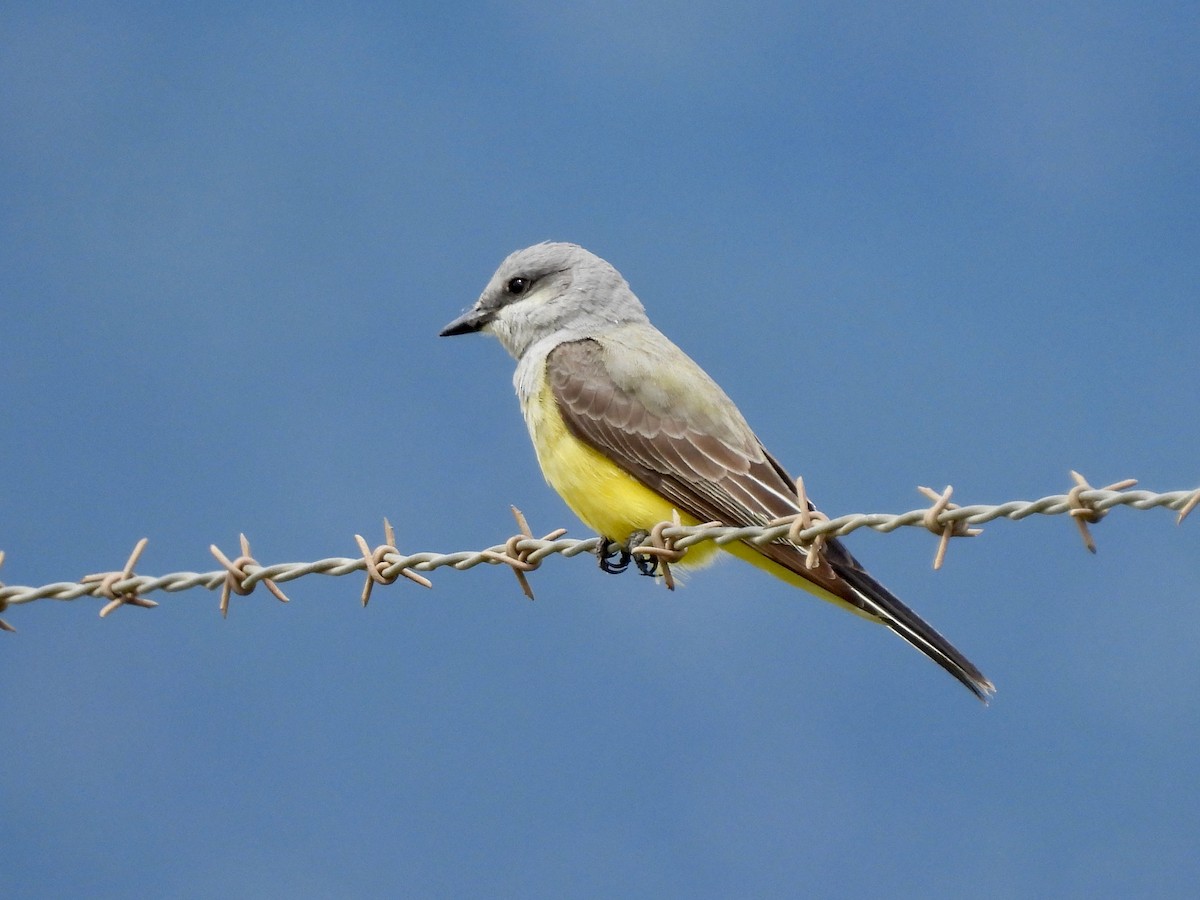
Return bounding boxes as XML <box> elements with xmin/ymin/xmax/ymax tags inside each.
<box><xmin>0</xmin><ymin>480</ymin><xmax>1195</xmax><ymax>628</ymax></box>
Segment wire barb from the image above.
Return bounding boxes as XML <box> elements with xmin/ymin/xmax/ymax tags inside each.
<box><xmin>1066</xmin><ymin>470</ymin><xmax>1138</xmax><ymax>553</ymax></box>
<box><xmin>917</xmin><ymin>485</ymin><xmax>982</xmax><ymax>570</ymax></box>
<box><xmin>355</xmin><ymin>518</ymin><xmax>433</xmax><ymax>607</ymax></box>
<box><xmin>210</xmin><ymin>533</ymin><xmax>291</xmax><ymax>617</ymax></box>
<box><xmin>479</xmin><ymin>507</ymin><xmax>568</xmax><ymax>600</ymax></box>
<box><xmin>1176</xmin><ymin>487</ymin><xmax>1200</xmax><ymax>525</ymax></box>
<box><xmin>631</xmin><ymin>509</ymin><xmax>687</xmax><ymax>590</ymax></box>
<box><xmin>81</xmin><ymin>537</ymin><xmax>158</xmax><ymax>618</ymax></box>
<box><xmin>780</xmin><ymin>476</ymin><xmax>831</xmax><ymax>570</ymax></box>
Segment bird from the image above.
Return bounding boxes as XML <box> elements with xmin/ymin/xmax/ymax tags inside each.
<box><xmin>440</xmin><ymin>242</ymin><xmax>994</xmax><ymax>701</ymax></box>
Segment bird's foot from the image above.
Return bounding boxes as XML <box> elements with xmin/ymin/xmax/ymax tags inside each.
<box><xmin>628</xmin><ymin>530</ymin><xmax>660</xmax><ymax>577</ymax></box>
<box><xmin>597</xmin><ymin>537</ymin><xmax>632</xmax><ymax>574</ymax></box>
<box><xmin>596</xmin><ymin>532</ymin><xmax>659</xmax><ymax>576</ymax></box>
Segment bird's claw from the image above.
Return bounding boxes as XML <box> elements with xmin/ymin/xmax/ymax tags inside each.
<box><xmin>634</xmin><ymin>555</ymin><xmax>659</xmax><ymax>576</ymax></box>
<box><xmin>597</xmin><ymin>537</ymin><xmax>632</xmax><ymax>574</ymax></box>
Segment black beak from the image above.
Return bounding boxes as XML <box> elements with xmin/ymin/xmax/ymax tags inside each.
<box><xmin>439</xmin><ymin>308</ymin><xmax>490</xmax><ymax>336</ymax></box>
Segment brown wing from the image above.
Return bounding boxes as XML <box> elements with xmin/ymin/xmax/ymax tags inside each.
<box><xmin>547</xmin><ymin>337</ymin><xmax>993</xmax><ymax>701</ymax></box>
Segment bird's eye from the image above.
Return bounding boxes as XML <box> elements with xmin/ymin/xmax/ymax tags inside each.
<box><xmin>506</xmin><ymin>277</ymin><xmax>530</xmax><ymax>296</ymax></box>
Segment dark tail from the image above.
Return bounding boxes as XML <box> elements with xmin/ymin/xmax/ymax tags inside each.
<box><xmin>756</xmin><ymin>532</ymin><xmax>995</xmax><ymax>701</ymax></box>
<box><xmin>830</xmin><ymin>546</ymin><xmax>995</xmax><ymax>702</ymax></box>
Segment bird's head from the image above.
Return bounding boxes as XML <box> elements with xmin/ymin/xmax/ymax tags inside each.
<box><xmin>439</xmin><ymin>242</ymin><xmax>649</xmax><ymax>359</ymax></box>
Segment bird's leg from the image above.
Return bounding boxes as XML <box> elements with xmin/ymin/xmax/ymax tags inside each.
<box><xmin>628</xmin><ymin>530</ymin><xmax>660</xmax><ymax>577</ymax></box>
<box><xmin>597</xmin><ymin>537</ymin><xmax>632</xmax><ymax>574</ymax></box>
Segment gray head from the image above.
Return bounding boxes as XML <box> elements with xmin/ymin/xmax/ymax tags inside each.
<box><xmin>439</xmin><ymin>242</ymin><xmax>649</xmax><ymax>359</ymax></box>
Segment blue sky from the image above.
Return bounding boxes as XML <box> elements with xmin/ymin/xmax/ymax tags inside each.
<box><xmin>2</xmin><ymin>3</ymin><xmax>1198</xmax><ymax>897</ymax></box>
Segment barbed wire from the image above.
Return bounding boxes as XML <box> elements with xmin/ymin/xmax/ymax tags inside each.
<box><xmin>1</xmin><ymin>471</ymin><xmax>1196</xmax><ymax>631</ymax></box>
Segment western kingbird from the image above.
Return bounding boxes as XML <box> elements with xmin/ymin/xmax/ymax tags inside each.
<box><xmin>441</xmin><ymin>242</ymin><xmax>993</xmax><ymax>700</ymax></box>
